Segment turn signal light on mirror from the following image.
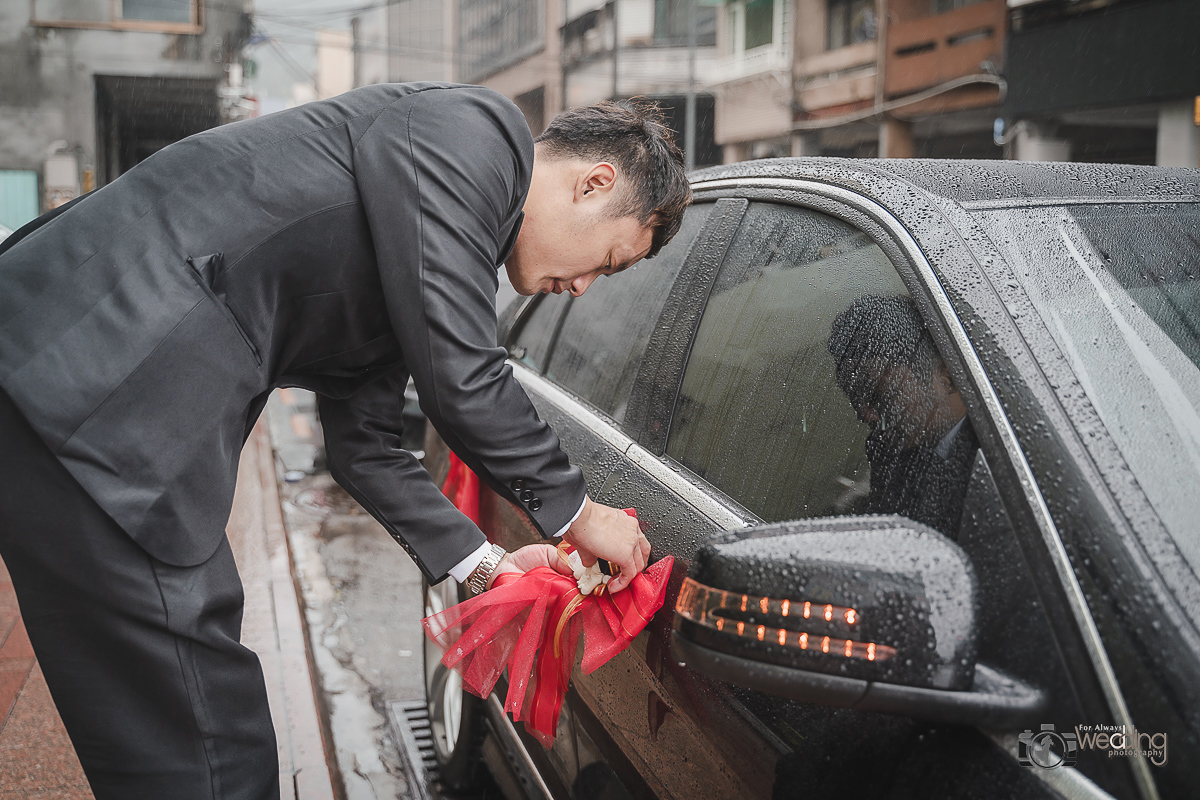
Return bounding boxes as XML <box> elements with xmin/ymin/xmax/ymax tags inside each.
<box><xmin>679</xmin><ymin>581</ymin><xmax>859</xmax><ymax>626</ymax></box>
<box><xmin>675</xmin><ymin>577</ymin><xmax>897</xmax><ymax>662</ymax></box>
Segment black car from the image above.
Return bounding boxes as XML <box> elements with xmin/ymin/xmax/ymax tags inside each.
<box><xmin>422</xmin><ymin>158</ymin><xmax>1200</xmax><ymax>800</ymax></box>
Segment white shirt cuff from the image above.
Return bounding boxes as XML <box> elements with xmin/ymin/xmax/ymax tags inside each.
<box><xmin>447</xmin><ymin>496</ymin><xmax>587</xmax><ymax>582</ymax></box>
<box><xmin>551</xmin><ymin>497</ymin><xmax>587</xmax><ymax>539</ymax></box>
<box><xmin>448</xmin><ymin>540</ymin><xmax>493</xmax><ymax>583</ymax></box>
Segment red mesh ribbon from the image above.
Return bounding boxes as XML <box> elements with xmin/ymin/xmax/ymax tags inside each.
<box><xmin>441</xmin><ymin>452</ymin><xmax>480</xmax><ymax>524</ymax></box>
<box><xmin>422</xmin><ymin>509</ymin><xmax>673</xmax><ymax>747</ymax></box>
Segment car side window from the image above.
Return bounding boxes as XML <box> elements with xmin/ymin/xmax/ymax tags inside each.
<box><xmin>666</xmin><ymin>202</ymin><xmax>979</xmax><ymax>534</ymax></box>
<box><xmin>543</xmin><ymin>202</ymin><xmax>712</xmax><ymax>424</ymax></box>
<box><xmin>507</xmin><ymin>291</ymin><xmax>572</xmax><ymax>374</ymax></box>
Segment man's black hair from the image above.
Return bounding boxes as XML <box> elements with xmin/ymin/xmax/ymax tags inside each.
<box><xmin>828</xmin><ymin>295</ymin><xmax>942</xmax><ymax>403</ymax></box>
<box><xmin>535</xmin><ymin>98</ymin><xmax>691</xmax><ymax>259</ymax></box>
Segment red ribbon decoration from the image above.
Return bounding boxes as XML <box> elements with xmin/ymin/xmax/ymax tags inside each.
<box><xmin>440</xmin><ymin>452</ymin><xmax>480</xmax><ymax>524</ymax></box>
<box><xmin>425</xmin><ymin>457</ymin><xmax>672</xmax><ymax>747</ymax></box>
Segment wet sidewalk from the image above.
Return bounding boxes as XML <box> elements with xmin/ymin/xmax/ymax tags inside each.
<box><xmin>0</xmin><ymin>419</ymin><xmax>337</xmax><ymax>799</ymax></box>
<box><xmin>269</xmin><ymin>387</ymin><xmax>428</xmax><ymax>800</ymax></box>
<box><xmin>0</xmin><ymin>565</ymin><xmax>90</xmax><ymax>799</ymax></box>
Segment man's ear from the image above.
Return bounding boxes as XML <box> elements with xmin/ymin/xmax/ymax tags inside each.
<box><xmin>575</xmin><ymin>162</ymin><xmax>617</xmax><ymax>202</ymax></box>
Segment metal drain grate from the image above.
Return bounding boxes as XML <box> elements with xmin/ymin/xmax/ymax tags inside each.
<box><xmin>387</xmin><ymin>699</ymin><xmax>440</xmax><ymax>800</ymax></box>
<box><xmin>388</xmin><ymin>698</ymin><xmax>509</xmax><ymax>800</ymax></box>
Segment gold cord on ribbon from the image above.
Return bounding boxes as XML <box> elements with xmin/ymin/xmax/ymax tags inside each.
<box><xmin>619</xmin><ymin>596</ymin><xmax>652</xmax><ymax>639</ymax></box>
<box><xmin>552</xmin><ymin>590</ymin><xmax>585</xmax><ymax>658</ymax></box>
<box><xmin>552</xmin><ymin>542</ymin><xmax>623</xmax><ymax>656</ymax></box>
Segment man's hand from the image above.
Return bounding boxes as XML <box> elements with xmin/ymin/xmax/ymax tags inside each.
<box><xmin>487</xmin><ymin>544</ymin><xmax>572</xmax><ymax>590</ymax></box>
<box><xmin>563</xmin><ymin>497</ymin><xmax>650</xmax><ymax>593</ymax></box>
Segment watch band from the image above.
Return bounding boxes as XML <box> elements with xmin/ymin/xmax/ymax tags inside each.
<box><xmin>465</xmin><ymin>543</ymin><xmax>506</xmax><ymax>596</ymax></box>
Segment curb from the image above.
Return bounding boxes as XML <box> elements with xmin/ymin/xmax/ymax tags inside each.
<box><xmin>244</xmin><ymin>422</ymin><xmax>341</xmax><ymax>800</ymax></box>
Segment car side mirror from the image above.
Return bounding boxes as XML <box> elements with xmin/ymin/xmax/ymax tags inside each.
<box><xmin>671</xmin><ymin>515</ymin><xmax>1047</xmax><ymax>728</ymax></box>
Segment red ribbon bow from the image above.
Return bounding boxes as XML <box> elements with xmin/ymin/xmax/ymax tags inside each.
<box><xmin>425</xmin><ymin>457</ymin><xmax>672</xmax><ymax>746</ymax></box>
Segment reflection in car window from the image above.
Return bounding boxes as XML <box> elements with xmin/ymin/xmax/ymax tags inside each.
<box><xmin>977</xmin><ymin>203</ymin><xmax>1200</xmax><ymax>800</ymax></box>
<box><xmin>545</xmin><ymin>202</ymin><xmax>712</xmax><ymax>424</ymax></box>
<box><xmin>978</xmin><ymin>204</ymin><xmax>1200</xmax><ymax>574</ymax></box>
<box><xmin>1073</xmin><ymin>204</ymin><xmax>1200</xmax><ymax>370</ymax></box>
<box><xmin>829</xmin><ymin>295</ymin><xmax>979</xmax><ymax>534</ymax></box>
<box><xmin>666</xmin><ymin>202</ymin><xmax>977</xmax><ymax>533</ymax></box>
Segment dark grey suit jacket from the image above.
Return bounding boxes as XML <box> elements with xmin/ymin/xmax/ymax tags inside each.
<box><xmin>0</xmin><ymin>82</ymin><xmax>586</xmax><ymax>579</ymax></box>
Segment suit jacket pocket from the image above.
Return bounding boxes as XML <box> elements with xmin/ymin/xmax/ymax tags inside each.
<box><xmin>186</xmin><ymin>254</ymin><xmax>262</xmax><ymax>365</ymax></box>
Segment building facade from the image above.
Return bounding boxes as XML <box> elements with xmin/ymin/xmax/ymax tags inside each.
<box><xmin>389</xmin><ymin>0</ymin><xmax>456</xmax><ymax>84</ymax></box>
<box><xmin>7</xmin><ymin>0</ymin><xmax>1186</xmax><ymax>236</ymax></box>
<box><xmin>461</xmin><ymin>0</ymin><xmax>562</xmax><ymax>134</ymax></box>
<box><xmin>1003</xmin><ymin>0</ymin><xmax>1200</xmax><ymax>166</ymax></box>
<box><xmin>877</xmin><ymin>0</ymin><xmax>1006</xmax><ymax>158</ymax></box>
<box><xmin>790</xmin><ymin>0</ymin><xmax>880</xmax><ymax>158</ymax></box>
<box><xmin>712</xmin><ymin>0</ymin><xmax>793</xmax><ymax>162</ymax></box>
<box><xmin>788</xmin><ymin>0</ymin><xmax>1006</xmax><ymax>158</ymax></box>
<box><xmin>432</xmin><ymin>0</ymin><xmax>720</xmax><ymax>163</ymax></box>
<box><xmin>785</xmin><ymin>0</ymin><xmax>1199</xmax><ymax>165</ymax></box>
<box><xmin>0</xmin><ymin>0</ymin><xmax>251</xmax><ymax>231</ymax></box>
<box><xmin>561</xmin><ymin>0</ymin><xmax>721</xmax><ymax>166</ymax></box>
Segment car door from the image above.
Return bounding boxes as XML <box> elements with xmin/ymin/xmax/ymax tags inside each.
<box><xmin>555</xmin><ymin>198</ymin><xmax>786</xmax><ymax>800</ymax></box>
<box><xmin>498</xmin><ymin>198</ymin><xmax>796</xmax><ymax>800</ymax></box>
<box><xmin>488</xmin><ymin>198</ymin><xmax>730</xmax><ymax>796</ymax></box>
<box><xmin>585</xmin><ymin>191</ymin><xmax>1130</xmax><ymax>799</ymax></box>
<box><xmin>957</xmin><ymin>200</ymin><xmax>1200</xmax><ymax>800</ymax></box>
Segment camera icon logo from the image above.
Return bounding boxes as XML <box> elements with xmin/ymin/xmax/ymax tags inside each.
<box><xmin>1018</xmin><ymin>723</ymin><xmax>1079</xmax><ymax>769</ymax></box>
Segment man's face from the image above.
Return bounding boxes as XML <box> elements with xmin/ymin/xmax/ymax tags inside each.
<box><xmin>506</xmin><ymin>209</ymin><xmax>653</xmax><ymax>297</ymax></box>
<box><xmin>505</xmin><ymin>156</ymin><xmax>656</xmax><ymax>297</ymax></box>
<box><xmin>846</xmin><ymin>359</ymin><xmax>961</xmax><ymax>448</ymax></box>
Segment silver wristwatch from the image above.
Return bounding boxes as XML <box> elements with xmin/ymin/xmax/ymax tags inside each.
<box><xmin>465</xmin><ymin>543</ymin><xmax>506</xmax><ymax>596</ymax></box>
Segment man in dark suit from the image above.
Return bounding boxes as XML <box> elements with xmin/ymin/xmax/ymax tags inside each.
<box><xmin>828</xmin><ymin>295</ymin><xmax>979</xmax><ymax>536</ymax></box>
<box><xmin>0</xmin><ymin>83</ymin><xmax>688</xmax><ymax>798</ymax></box>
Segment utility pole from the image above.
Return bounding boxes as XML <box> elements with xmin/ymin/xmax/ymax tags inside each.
<box><xmin>685</xmin><ymin>0</ymin><xmax>697</xmax><ymax>171</ymax></box>
<box><xmin>351</xmin><ymin>15</ymin><xmax>361</xmax><ymax>89</ymax></box>
<box><xmin>611</xmin><ymin>0</ymin><xmax>620</xmax><ymax>100</ymax></box>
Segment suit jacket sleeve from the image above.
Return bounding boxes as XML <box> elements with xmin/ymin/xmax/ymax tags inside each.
<box><xmin>349</xmin><ymin>85</ymin><xmax>588</xmax><ymax>562</ymax></box>
<box><xmin>318</xmin><ymin>369</ymin><xmax>487</xmax><ymax>581</ymax></box>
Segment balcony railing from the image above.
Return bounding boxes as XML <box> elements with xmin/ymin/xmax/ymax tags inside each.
<box><xmin>711</xmin><ymin>44</ymin><xmax>790</xmax><ymax>85</ymax></box>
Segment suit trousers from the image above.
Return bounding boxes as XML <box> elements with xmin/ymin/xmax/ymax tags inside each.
<box><xmin>0</xmin><ymin>389</ymin><xmax>279</xmax><ymax>800</ymax></box>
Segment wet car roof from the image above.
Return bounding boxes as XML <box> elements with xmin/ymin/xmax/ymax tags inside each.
<box><xmin>690</xmin><ymin>157</ymin><xmax>1200</xmax><ymax>206</ymax></box>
